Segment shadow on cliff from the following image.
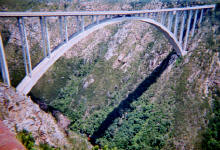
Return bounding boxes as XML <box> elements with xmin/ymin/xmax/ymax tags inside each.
<box><xmin>90</xmin><ymin>50</ymin><xmax>178</xmax><ymax>144</ymax></box>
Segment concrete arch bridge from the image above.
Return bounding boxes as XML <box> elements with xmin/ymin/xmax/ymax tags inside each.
<box><xmin>0</xmin><ymin>4</ymin><xmax>215</xmax><ymax>95</ymax></box>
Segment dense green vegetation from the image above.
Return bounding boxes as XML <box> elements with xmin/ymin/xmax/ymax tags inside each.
<box><xmin>17</xmin><ymin>130</ymin><xmax>58</xmax><ymax>150</ymax></box>
<box><xmin>202</xmin><ymin>87</ymin><xmax>220</xmax><ymax>150</ymax></box>
<box><xmin>17</xmin><ymin>130</ymin><xmax>35</xmax><ymax>150</ymax></box>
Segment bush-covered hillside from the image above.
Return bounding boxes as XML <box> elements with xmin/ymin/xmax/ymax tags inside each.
<box><xmin>0</xmin><ymin>1</ymin><xmax>219</xmax><ymax>150</ymax></box>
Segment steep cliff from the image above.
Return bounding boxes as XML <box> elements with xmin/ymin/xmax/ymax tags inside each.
<box><xmin>0</xmin><ymin>0</ymin><xmax>219</xmax><ymax>150</ymax></box>
<box><xmin>0</xmin><ymin>83</ymin><xmax>92</xmax><ymax>149</ymax></box>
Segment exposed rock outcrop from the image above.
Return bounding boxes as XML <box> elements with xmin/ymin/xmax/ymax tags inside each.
<box><xmin>0</xmin><ymin>83</ymin><xmax>71</xmax><ymax>148</ymax></box>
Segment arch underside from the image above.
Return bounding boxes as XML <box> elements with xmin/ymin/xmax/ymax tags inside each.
<box><xmin>16</xmin><ymin>17</ymin><xmax>184</xmax><ymax>95</ymax></box>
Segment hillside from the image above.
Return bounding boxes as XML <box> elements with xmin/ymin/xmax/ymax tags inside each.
<box><xmin>0</xmin><ymin>0</ymin><xmax>219</xmax><ymax>150</ymax></box>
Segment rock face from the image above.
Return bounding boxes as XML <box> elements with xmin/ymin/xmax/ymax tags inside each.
<box><xmin>0</xmin><ymin>83</ymin><xmax>71</xmax><ymax>148</ymax></box>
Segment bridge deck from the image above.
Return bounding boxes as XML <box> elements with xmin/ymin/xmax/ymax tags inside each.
<box><xmin>0</xmin><ymin>5</ymin><xmax>215</xmax><ymax>17</ymax></box>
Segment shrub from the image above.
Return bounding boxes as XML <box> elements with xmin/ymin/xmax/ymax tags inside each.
<box><xmin>17</xmin><ymin>130</ymin><xmax>35</xmax><ymax>150</ymax></box>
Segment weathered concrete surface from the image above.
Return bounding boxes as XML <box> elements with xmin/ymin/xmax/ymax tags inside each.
<box><xmin>16</xmin><ymin>17</ymin><xmax>184</xmax><ymax>95</ymax></box>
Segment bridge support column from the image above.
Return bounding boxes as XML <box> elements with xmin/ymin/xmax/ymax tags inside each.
<box><xmin>40</xmin><ymin>17</ymin><xmax>47</xmax><ymax>57</ymax></box>
<box><xmin>59</xmin><ymin>16</ymin><xmax>63</xmax><ymax>42</ymax></box>
<box><xmin>44</xmin><ymin>17</ymin><xmax>51</xmax><ymax>58</ymax></box>
<box><xmin>17</xmin><ymin>17</ymin><xmax>28</xmax><ymax>76</ymax></box>
<box><xmin>81</xmin><ymin>16</ymin><xmax>84</xmax><ymax>32</ymax></box>
<box><xmin>96</xmin><ymin>15</ymin><xmax>99</xmax><ymax>24</ymax></box>
<box><xmin>199</xmin><ymin>9</ymin><xmax>204</xmax><ymax>25</ymax></box>
<box><xmin>161</xmin><ymin>12</ymin><xmax>167</xmax><ymax>25</ymax></box>
<box><xmin>0</xmin><ymin>34</ymin><xmax>10</xmax><ymax>86</ymax></box>
<box><xmin>174</xmin><ymin>11</ymin><xmax>179</xmax><ymax>37</ymax></box>
<box><xmin>183</xmin><ymin>10</ymin><xmax>193</xmax><ymax>51</ymax></box>
<box><xmin>154</xmin><ymin>12</ymin><xmax>158</xmax><ymax>22</ymax></box>
<box><xmin>179</xmin><ymin>11</ymin><xmax>186</xmax><ymax>46</ymax></box>
<box><xmin>76</xmin><ymin>16</ymin><xmax>80</xmax><ymax>31</ymax></box>
<box><xmin>21</xmin><ymin>17</ymin><xmax>32</xmax><ymax>77</ymax></box>
<box><xmin>64</xmin><ymin>16</ymin><xmax>68</xmax><ymax>42</ymax></box>
<box><xmin>91</xmin><ymin>15</ymin><xmax>94</xmax><ymax>24</ymax></box>
<box><xmin>168</xmin><ymin>11</ymin><xmax>174</xmax><ymax>31</ymax></box>
<box><xmin>191</xmin><ymin>9</ymin><xmax>198</xmax><ymax>37</ymax></box>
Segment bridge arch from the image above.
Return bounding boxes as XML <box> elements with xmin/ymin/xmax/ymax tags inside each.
<box><xmin>16</xmin><ymin>17</ymin><xmax>184</xmax><ymax>94</ymax></box>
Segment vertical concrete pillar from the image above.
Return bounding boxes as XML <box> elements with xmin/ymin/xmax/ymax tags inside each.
<box><xmin>91</xmin><ymin>15</ymin><xmax>94</xmax><ymax>24</ymax></box>
<box><xmin>161</xmin><ymin>12</ymin><xmax>167</xmax><ymax>25</ymax></box>
<box><xmin>17</xmin><ymin>17</ymin><xmax>28</xmax><ymax>76</ymax></box>
<box><xmin>199</xmin><ymin>9</ymin><xmax>204</xmax><ymax>24</ymax></box>
<box><xmin>191</xmin><ymin>9</ymin><xmax>198</xmax><ymax>37</ymax></box>
<box><xmin>0</xmin><ymin>56</ymin><xmax>5</xmax><ymax>82</ymax></box>
<box><xmin>0</xmin><ymin>34</ymin><xmax>10</xmax><ymax>86</ymax></box>
<box><xmin>96</xmin><ymin>15</ymin><xmax>99</xmax><ymax>24</ymax></box>
<box><xmin>168</xmin><ymin>11</ymin><xmax>174</xmax><ymax>31</ymax></box>
<box><xmin>40</xmin><ymin>16</ymin><xmax>47</xmax><ymax>57</ymax></box>
<box><xmin>59</xmin><ymin>16</ymin><xmax>63</xmax><ymax>42</ymax></box>
<box><xmin>44</xmin><ymin>17</ymin><xmax>51</xmax><ymax>58</ymax></box>
<box><xmin>154</xmin><ymin>12</ymin><xmax>158</xmax><ymax>21</ymax></box>
<box><xmin>174</xmin><ymin>11</ymin><xmax>179</xmax><ymax>37</ymax></box>
<box><xmin>179</xmin><ymin>11</ymin><xmax>186</xmax><ymax>45</ymax></box>
<box><xmin>183</xmin><ymin>10</ymin><xmax>193</xmax><ymax>51</ymax></box>
<box><xmin>81</xmin><ymin>16</ymin><xmax>84</xmax><ymax>32</ymax></box>
<box><xmin>21</xmin><ymin>17</ymin><xmax>32</xmax><ymax>77</ymax></box>
<box><xmin>64</xmin><ymin>16</ymin><xmax>68</xmax><ymax>42</ymax></box>
<box><xmin>76</xmin><ymin>16</ymin><xmax>80</xmax><ymax>31</ymax></box>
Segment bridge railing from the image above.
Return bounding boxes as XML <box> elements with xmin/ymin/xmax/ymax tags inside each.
<box><xmin>0</xmin><ymin>5</ymin><xmax>216</xmax><ymax>88</ymax></box>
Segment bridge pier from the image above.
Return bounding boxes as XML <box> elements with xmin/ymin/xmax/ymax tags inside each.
<box><xmin>44</xmin><ymin>17</ymin><xmax>51</xmax><ymax>58</ymax></box>
<box><xmin>81</xmin><ymin>16</ymin><xmax>85</xmax><ymax>32</ymax></box>
<box><xmin>40</xmin><ymin>17</ymin><xmax>47</xmax><ymax>57</ymax></box>
<box><xmin>91</xmin><ymin>15</ymin><xmax>95</xmax><ymax>24</ymax></box>
<box><xmin>154</xmin><ymin>12</ymin><xmax>158</xmax><ymax>22</ymax></box>
<box><xmin>161</xmin><ymin>12</ymin><xmax>167</xmax><ymax>25</ymax></box>
<box><xmin>0</xmin><ymin>34</ymin><xmax>10</xmax><ymax>86</ymax></box>
<box><xmin>183</xmin><ymin>10</ymin><xmax>193</xmax><ymax>51</ymax></box>
<box><xmin>168</xmin><ymin>11</ymin><xmax>174</xmax><ymax>31</ymax></box>
<box><xmin>192</xmin><ymin>9</ymin><xmax>198</xmax><ymax>37</ymax></box>
<box><xmin>64</xmin><ymin>16</ymin><xmax>68</xmax><ymax>42</ymax></box>
<box><xmin>174</xmin><ymin>11</ymin><xmax>179</xmax><ymax>37</ymax></box>
<box><xmin>59</xmin><ymin>16</ymin><xmax>64</xmax><ymax>42</ymax></box>
<box><xmin>179</xmin><ymin>11</ymin><xmax>186</xmax><ymax>46</ymax></box>
<box><xmin>21</xmin><ymin>17</ymin><xmax>32</xmax><ymax>77</ymax></box>
<box><xmin>18</xmin><ymin>17</ymin><xmax>28</xmax><ymax>76</ymax></box>
<box><xmin>199</xmin><ymin>9</ymin><xmax>204</xmax><ymax>24</ymax></box>
<box><xmin>76</xmin><ymin>16</ymin><xmax>80</xmax><ymax>31</ymax></box>
<box><xmin>96</xmin><ymin>15</ymin><xmax>99</xmax><ymax>24</ymax></box>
